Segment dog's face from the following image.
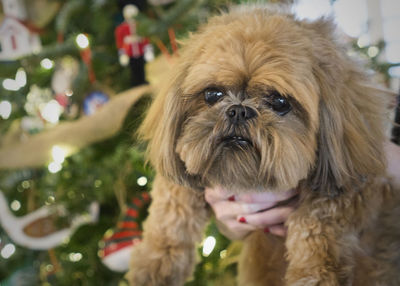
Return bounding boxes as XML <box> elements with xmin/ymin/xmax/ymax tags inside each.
<box><xmin>175</xmin><ymin>14</ymin><xmax>320</xmax><ymax>192</ymax></box>
<box><xmin>141</xmin><ymin>6</ymin><xmax>386</xmax><ymax>194</ymax></box>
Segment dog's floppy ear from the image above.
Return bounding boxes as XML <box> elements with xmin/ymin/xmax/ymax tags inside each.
<box><xmin>305</xmin><ymin>19</ymin><xmax>388</xmax><ymax>195</ymax></box>
<box><xmin>138</xmin><ymin>60</ymin><xmax>203</xmax><ymax>190</ymax></box>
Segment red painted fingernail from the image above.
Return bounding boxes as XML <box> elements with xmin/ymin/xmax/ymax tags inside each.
<box><xmin>264</xmin><ymin>227</ymin><xmax>270</xmax><ymax>233</ymax></box>
<box><xmin>228</xmin><ymin>195</ymin><xmax>235</xmax><ymax>201</ymax></box>
<box><xmin>238</xmin><ymin>217</ymin><xmax>246</xmax><ymax>223</ymax></box>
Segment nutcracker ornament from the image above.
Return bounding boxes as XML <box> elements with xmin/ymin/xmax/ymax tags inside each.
<box><xmin>115</xmin><ymin>4</ymin><xmax>152</xmax><ymax>87</ymax></box>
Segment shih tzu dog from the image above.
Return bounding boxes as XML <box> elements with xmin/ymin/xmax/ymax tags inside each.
<box><xmin>127</xmin><ymin>4</ymin><xmax>400</xmax><ymax>286</ymax></box>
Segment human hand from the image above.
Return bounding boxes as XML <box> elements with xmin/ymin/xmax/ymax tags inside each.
<box><xmin>205</xmin><ymin>187</ymin><xmax>298</xmax><ymax>240</ymax></box>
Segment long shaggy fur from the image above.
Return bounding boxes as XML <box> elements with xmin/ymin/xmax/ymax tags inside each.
<box><xmin>128</xmin><ymin>5</ymin><xmax>400</xmax><ymax>286</ymax></box>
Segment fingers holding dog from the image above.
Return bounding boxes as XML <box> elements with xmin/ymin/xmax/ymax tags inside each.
<box><xmin>241</xmin><ymin>206</ymin><xmax>295</xmax><ymax>236</ymax></box>
<box><xmin>205</xmin><ymin>186</ymin><xmax>298</xmax><ymax>239</ymax></box>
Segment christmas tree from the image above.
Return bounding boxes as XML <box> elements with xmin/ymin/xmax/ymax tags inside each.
<box><xmin>0</xmin><ymin>0</ymin><xmax>244</xmax><ymax>284</ymax></box>
<box><xmin>0</xmin><ymin>0</ymin><xmax>398</xmax><ymax>285</ymax></box>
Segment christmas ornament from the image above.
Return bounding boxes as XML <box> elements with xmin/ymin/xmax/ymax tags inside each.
<box><xmin>51</xmin><ymin>57</ymin><xmax>79</xmax><ymax>110</ymax></box>
<box><xmin>115</xmin><ymin>4</ymin><xmax>152</xmax><ymax>87</ymax></box>
<box><xmin>51</xmin><ymin>56</ymin><xmax>79</xmax><ymax>97</ymax></box>
<box><xmin>0</xmin><ymin>0</ymin><xmax>42</xmax><ymax>60</ymax></box>
<box><xmin>0</xmin><ymin>191</ymin><xmax>99</xmax><ymax>250</ymax></box>
<box><xmin>83</xmin><ymin>90</ymin><xmax>109</xmax><ymax>116</ymax></box>
<box><xmin>99</xmin><ymin>192</ymin><xmax>150</xmax><ymax>272</ymax></box>
<box><xmin>1</xmin><ymin>0</ymin><xmax>27</xmax><ymax>20</ymax></box>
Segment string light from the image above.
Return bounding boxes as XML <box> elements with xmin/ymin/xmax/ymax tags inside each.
<box><xmin>41</xmin><ymin>58</ymin><xmax>54</xmax><ymax>70</ymax></box>
<box><xmin>52</xmin><ymin>145</ymin><xmax>67</xmax><ymax>164</ymax></box>
<box><xmin>119</xmin><ymin>53</ymin><xmax>130</xmax><ymax>66</ymax></box>
<box><xmin>45</xmin><ymin>264</ymin><xmax>54</xmax><ymax>272</ymax></box>
<box><xmin>2</xmin><ymin>79</ymin><xmax>19</xmax><ymax>91</ymax></box>
<box><xmin>76</xmin><ymin>34</ymin><xmax>89</xmax><ymax>49</ymax></box>
<box><xmin>357</xmin><ymin>34</ymin><xmax>370</xmax><ymax>48</ymax></box>
<box><xmin>0</xmin><ymin>101</ymin><xmax>12</xmax><ymax>119</ymax></box>
<box><xmin>94</xmin><ymin>180</ymin><xmax>102</xmax><ymax>188</ymax></box>
<box><xmin>220</xmin><ymin>249</ymin><xmax>227</xmax><ymax>259</ymax></box>
<box><xmin>367</xmin><ymin>46</ymin><xmax>379</xmax><ymax>58</ymax></box>
<box><xmin>46</xmin><ymin>195</ymin><xmax>55</xmax><ymax>204</ymax></box>
<box><xmin>10</xmin><ymin>200</ymin><xmax>21</xmax><ymax>211</ymax></box>
<box><xmin>2</xmin><ymin>68</ymin><xmax>27</xmax><ymax>91</ymax></box>
<box><xmin>202</xmin><ymin>236</ymin><xmax>216</xmax><ymax>257</ymax></box>
<box><xmin>137</xmin><ymin>176</ymin><xmax>148</xmax><ymax>186</ymax></box>
<box><xmin>15</xmin><ymin>68</ymin><xmax>27</xmax><ymax>88</ymax></box>
<box><xmin>69</xmin><ymin>252</ymin><xmax>83</xmax><ymax>262</ymax></box>
<box><xmin>21</xmin><ymin>180</ymin><xmax>30</xmax><ymax>189</ymax></box>
<box><xmin>41</xmin><ymin>100</ymin><xmax>63</xmax><ymax>123</ymax></box>
<box><xmin>1</xmin><ymin>243</ymin><xmax>16</xmax><ymax>259</ymax></box>
<box><xmin>48</xmin><ymin>162</ymin><xmax>62</xmax><ymax>173</ymax></box>
<box><xmin>48</xmin><ymin>146</ymin><xmax>70</xmax><ymax>174</ymax></box>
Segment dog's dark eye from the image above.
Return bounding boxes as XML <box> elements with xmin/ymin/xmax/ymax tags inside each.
<box><xmin>266</xmin><ymin>92</ymin><xmax>291</xmax><ymax>116</ymax></box>
<box><xmin>204</xmin><ymin>88</ymin><xmax>224</xmax><ymax>105</ymax></box>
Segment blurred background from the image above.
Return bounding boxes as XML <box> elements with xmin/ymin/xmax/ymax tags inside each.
<box><xmin>0</xmin><ymin>0</ymin><xmax>398</xmax><ymax>285</ymax></box>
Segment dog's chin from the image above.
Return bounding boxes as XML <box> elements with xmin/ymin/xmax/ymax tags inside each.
<box><xmin>205</xmin><ymin>139</ymin><xmax>267</xmax><ymax>191</ymax></box>
<box><xmin>177</xmin><ymin>127</ymin><xmax>308</xmax><ymax>192</ymax></box>
<box><xmin>180</xmin><ymin>134</ymin><xmax>272</xmax><ymax>191</ymax></box>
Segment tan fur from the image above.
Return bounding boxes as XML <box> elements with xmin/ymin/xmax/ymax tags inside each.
<box><xmin>128</xmin><ymin>5</ymin><xmax>400</xmax><ymax>286</ymax></box>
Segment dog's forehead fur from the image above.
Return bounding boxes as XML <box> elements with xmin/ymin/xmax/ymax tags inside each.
<box><xmin>180</xmin><ymin>8</ymin><xmax>320</xmax><ymax>124</ymax></box>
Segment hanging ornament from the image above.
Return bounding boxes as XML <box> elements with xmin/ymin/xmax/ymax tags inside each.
<box><xmin>0</xmin><ymin>0</ymin><xmax>42</xmax><ymax>60</ymax></box>
<box><xmin>51</xmin><ymin>56</ymin><xmax>79</xmax><ymax>110</ymax></box>
<box><xmin>98</xmin><ymin>192</ymin><xmax>150</xmax><ymax>272</ymax></box>
<box><xmin>0</xmin><ymin>191</ymin><xmax>99</xmax><ymax>250</ymax></box>
<box><xmin>83</xmin><ymin>90</ymin><xmax>109</xmax><ymax>116</ymax></box>
<box><xmin>115</xmin><ymin>4</ymin><xmax>152</xmax><ymax>87</ymax></box>
<box><xmin>51</xmin><ymin>57</ymin><xmax>79</xmax><ymax>96</ymax></box>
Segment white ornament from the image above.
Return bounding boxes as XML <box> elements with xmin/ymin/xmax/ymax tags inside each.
<box><xmin>0</xmin><ymin>191</ymin><xmax>99</xmax><ymax>250</ymax></box>
<box><xmin>0</xmin><ymin>0</ymin><xmax>41</xmax><ymax>60</ymax></box>
<box><xmin>51</xmin><ymin>57</ymin><xmax>79</xmax><ymax>95</ymax></box>
<box><xmin>2</xmin><ymin>0</ymin><xmax>27</xmax><ymax>20</ymax></box>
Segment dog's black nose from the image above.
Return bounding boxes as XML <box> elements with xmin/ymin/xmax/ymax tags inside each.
<box><xmin>226</xmin><ymin>105</ymin><xmax>257</xmax><ymax>124</ymax></box>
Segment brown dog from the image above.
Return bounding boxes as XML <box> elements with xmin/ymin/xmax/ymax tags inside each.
<box><xmin>127</xmin><ymin>5</ymin><xmax>400</xmax><ymax>286</ymax></box>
